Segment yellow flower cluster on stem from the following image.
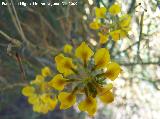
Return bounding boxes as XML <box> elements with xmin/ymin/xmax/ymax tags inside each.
<box><xmin>22</xmin><ymin>67</ymin><xmax>57</xmax><ymax>114</ymax></box>
<box><xmin>21</xmin><ymin>3</ymin><xmax>129</xmax><ymax>117</ymax></box>
<box><xmin>89</xmin><ymin>3</ymin><xmax>132</xmax><ymax>44</ymax></box>
<box><xmin>22</xmin><ymin>41</ymin><xmax>122</xmax><ymax>116</ymax></box>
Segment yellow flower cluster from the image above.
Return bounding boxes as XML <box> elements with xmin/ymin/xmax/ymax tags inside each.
<box><xmin>89</xmin><ymin>4</ymin><xmax>131</xmax><ymax>43</ymax></box>
<box><xmin>22</xmin><ymin>42</ymin><xmax>121</xmax><ymax>116</ymax></box>
<box><xmin>22</xmin><ymin>67</ymin><xmax>57</xmax><ymax>114</ymax></box>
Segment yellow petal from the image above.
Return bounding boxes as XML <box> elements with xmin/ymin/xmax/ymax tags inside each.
<box><xmin>55</xmin><ymin>53</ymin><xmax>65</xmax><ymax>63</ymax></box>
<box><xmin>49</xmin><ymin>74</ymin><xmax>67</xmax><ymax>90</ymax></box>
<box><xmin>97</xmin><ymin>83</ymin><xmax>113</xmax><ymax>95</ymax></box>
<box><xmin>41</xmin><ymin>66</ymin><xmax>52</xmax><ymax>77</ymax></box>
<box><xmin>55</xmin><ymin>54</ymin><xmax>76</xmax><ymax>76</ymax></box>
<box><xmin>95</xmin><ymin>7</ymin><xmax>107</xmax><ymax>18</ymax></box>
<box><xmin>64</xmin><ymin>44</ymin><xmax>73</xmax><ymax>53</ymax></box>
<box><xmin>30</xmin><ymin>94</ymin><xmax>57</xmax><ymax>113</ymax></box>
<box><xmin>33</xmin><ymin>102</ymin><xmax>49</xmax><ymax>114</ymax></box>
<box><xmin>110</xmin><ymin>29</ymin><xmax>128</xmax><ymax>41</ymax></box>
<box><xmin>120</xmin><ymin>30</ymin><xmax>127</xmax><ymax>38</ymax></box>
<box><xmin>31</xmin><ymin>75</ymin><xmax>44</xmax><ymax>85</ymax></box>
<box><xmin>22</xmin><ymin>85</ymin><xmax>35</xmax><ymax>96</ymax></box>
<box><xmin>49</xmin><ymin>98</ymin><xmax>58</xmax><ymax>110</ymax></box>
<box><xmin>58</xmin><ymin>92</ymin><xmax>76</xmax><ymax>110</ymax></box>
<box><xmin>109</xmin><ymin>4</ymin><xmax>121</xmax><ymax>15</ymax></box>
<box><xmin>119</xmin><ymin>14</ymin><xmax>131</xmax><ymax>31</ymax></box>
<box><xmin>99</xmin><ymin>91</ymin><xmax>114</xmax><ymax>104</ymax></box>
<box><xmin>40</xmin><ymin>94</ymin><xmax>50</xmax><ymax>103</ymax></box>
<box><xmin>94</xmin><ymin>48</ymin><xmax>110</xmax><ymax>69</ymax></box>
<box><xmin>89</xmin><ymin>21</ymin><xmax>100</xmax><ymax>30</ymax></box>
<box><xmin>62</xmin><ymin>57</ymin><xmax>77</xmax><ymax>76</ymax></box>
<box><xmin>28</xmin><ymin>94</ymin><xmax>39</xmax><ymax>104</ymax></box>
<box><xmin>75</xmin><ymin>42</ymin><xmax>94</xmax><ymax>65</ymax></box>
<box><xmin>98</xmin><ymin>32</ymin><xmax>108</xmax><ymax>44</ymax></box>
<box><xmin>33</xmin><ymin>103</ymin><xmax>42</xmax><ymax>113</ymax></box>
<box><xmin>109</xmin><ymin>30</ymin><xmax>121</xmax><ymax>42</ymax></box>
<box><xmin>105</xmin><ymin>62</ymin><xmax>121</xmax><ymax>81</ymax></box>
<box><xmin>41</xmin><ymin>95</ymin><xmax>58</xmax><ymax>111</ymax></box>
<box><xmin>40</xmin><ymin>82</ymin><xmax>50</xmax><ymax>92</ymax></box>
<box><xmin>78</xmin><ymin>96</ymin><xmax>97</xmax><ymax>116</ymax></box>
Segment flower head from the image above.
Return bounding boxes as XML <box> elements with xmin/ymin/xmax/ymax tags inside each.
<box><xmin>58</xmin><ymin>92</ymin><xmax>76</xmax><ymax>109</ymax></box>
<box><xmin>109</xmin><ymin>4</ymin><xmax>121</xmax><ymax>15</ymax></box>
<box><xmin>22</xmin><ymin>40</ymin><xmax>122</xmax><ymax>115</ymax></box>
<box><xmin>95</xmin><ymin>7</ymin><xmax>107</xmax><ymax>18</ymax></box>
<box><xmin>78</xmin><ymin>96</ymin><xmax>97</xmax><ymax>116</ymax></box>
<box><xmin>22</xmin><ymin>83</ymin><xmax>57</xmax><ymax>114</ymax></box>
<box><xmin>75</xmin><ymin>42</ymin><xmax>94</xmax><ymax>65</ymax></box>
<box><xmin>41</xmin><ymin>66</ymin><xmax>52</xmax><ymax>77</ymax></box>
<box><xmin>64</xmin><ymin>44</ymin><xmax>73</xmax><ymax>54</ymax></box>
<box><xmin>89</xmin><ymin>21</ymin><xmax>100</xmax><ymax>30</ymax></box>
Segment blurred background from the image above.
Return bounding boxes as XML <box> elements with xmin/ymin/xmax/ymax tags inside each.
<box><xmin>0</xmin><ymin>0</ymin><xmax>160</xmax><ymax>119</ymax></box>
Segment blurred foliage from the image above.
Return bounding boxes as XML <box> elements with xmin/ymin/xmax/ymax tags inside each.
<box><xmin>0</xmin><ymin>0</ymin><xmax>160</xmax><ymax>119</ymax></box>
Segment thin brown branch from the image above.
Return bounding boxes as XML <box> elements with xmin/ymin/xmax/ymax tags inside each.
<box><xmin>119</xmin><ymin>61</ymin><xmax>160</xmax><ymax>66</ymax></box>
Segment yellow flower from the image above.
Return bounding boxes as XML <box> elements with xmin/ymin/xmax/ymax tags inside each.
<box><xmin>119</xmin><ymin>30</ymin><xmax>127</xmax><ymax>38</ymax></box>
<box><xmin>32</xmin><ymin>94</ymin><xmax>57</xmax><ymax>114</ymax></box>
<box><xmin>109</xmin><ymin>4</ymin><xmax>121</xmax><ymax>15</ymax></box>
<box><xmin>64</xmin><ymin>44</ymin><xmax>73</xmax><ymax>54</ymax></box>
<box><xmin>110</xmin><ymin>29</ymin><xmax>128</xmax><ymax>41</ymax></box>
<box><xmin>108</xmin><ymin>14</ymin><xmax>131</xmax><ymax>41</ymax></box>
<box><xmin>49</xmin><ymin>98</ymin><xmax>58</xmax><ymax>110</ymax></box>
<box><xmin>95</xmin><ymin>7</ymin><xmax>107</xmax><ymax>18</ymax></box>
<box><xmin>41</xmin><ymin>66</ymin><xmax>52</xmax><ymax>77</ymax></box>
<box><xmin>28</xmin><ymin>94</ymin><xmax>39</xmax><ymax>104</ymax></box>
<box><xmin>89</xmin><ymin>21</ymin><xmax>100</xmax><ymax>30</ymax></box>
<box><xmin>119</xmin><ymin>14</ymin><xmax>131</xmax><ymax>31</ymax></box>
<box><xmin>94</xmin><ymin>48</ymin><xmax>110</xmax><ymax>69</ymax></box>
<box><xmin>55</xmin><ymin>53</ymin><xmax>65</xmax><ymax>63</ymax></box>
<box><xmin>40</xmin><ymin>81</ymin><xmax>50</xmax><ymax>92</ymax></box>
<box><xmin>22</xmin><ymin>85</ymin><xmax>35</xmax><ymax>97</ymax></box>
<box><xmin>55</xmin><ymin>54</ymin><xmax>77</xmax><ymax>76</ymax></box>
<box><xmin>98</xmin><ymin>32</ymin><xmax>108</xmax><ymax>44</ymax></box>
<box><xmin>97</xmin><ymin>83</ymin><xmax>114</xmax><ymax>104</ymax></box>
<box><xmin>99</xmin><ymin>91</ymin><xmax>114</xmax><ymax>104</ymax></box>
<box><xmin>58</xmin><ymin>92</ymin><xmax>76</xmax><ymax>109</ymax></box>
<box><xmin>31</xmin><ymin>75</ymin><xmax>44</xmax><ymax>85</ymax></box>
<box><xmin>75</xmin><ymin>42</ymin><xmax>94</xmax><ymax>65</ymax></box>
<box><xmin>41</xmin><ymin>95</ymin><xmax>57</xmax><ymax>110</ymax></box>
<box><xmin>105</xmin><ymin>62</ymin><xmax>121</xmax><ymax>81</ymax></box>
<box><xmin>109</xmin><ymin>30</ymin><xmax>121</xmax><ymax>41</ymax></box>
<box><xmin>33</xmin><ymin>102</ymin><xmax>45</xmax><ymax>113</ymax></box>
<box><xmin>97</xmin><ymin>83</ymin><xmax>113</xmax><ymax>95</ymax></box>
<box><xmin>78</xmin><ymin>96</ymin><xmax>97</xmax><ymax>116</ymax></box>
<box><xmin>49</xmin><ymin>74</ymin><xmax>67</xmax><ymax>90</ymax></box>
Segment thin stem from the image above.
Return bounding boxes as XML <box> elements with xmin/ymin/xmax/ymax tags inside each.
<box><xmin>137</xmin><ymin>12</ymin><xmax>144</xmax><ymax>61</ymax></box>
<box><xmin>119</xmin><ymin>61</ymin><xmax>160</xmax><ymax>66</ymax></box>
<box><xmin>0</xmin><ymin>30</ymin><xmax>21</xmax><ymax>47</ymax></box>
